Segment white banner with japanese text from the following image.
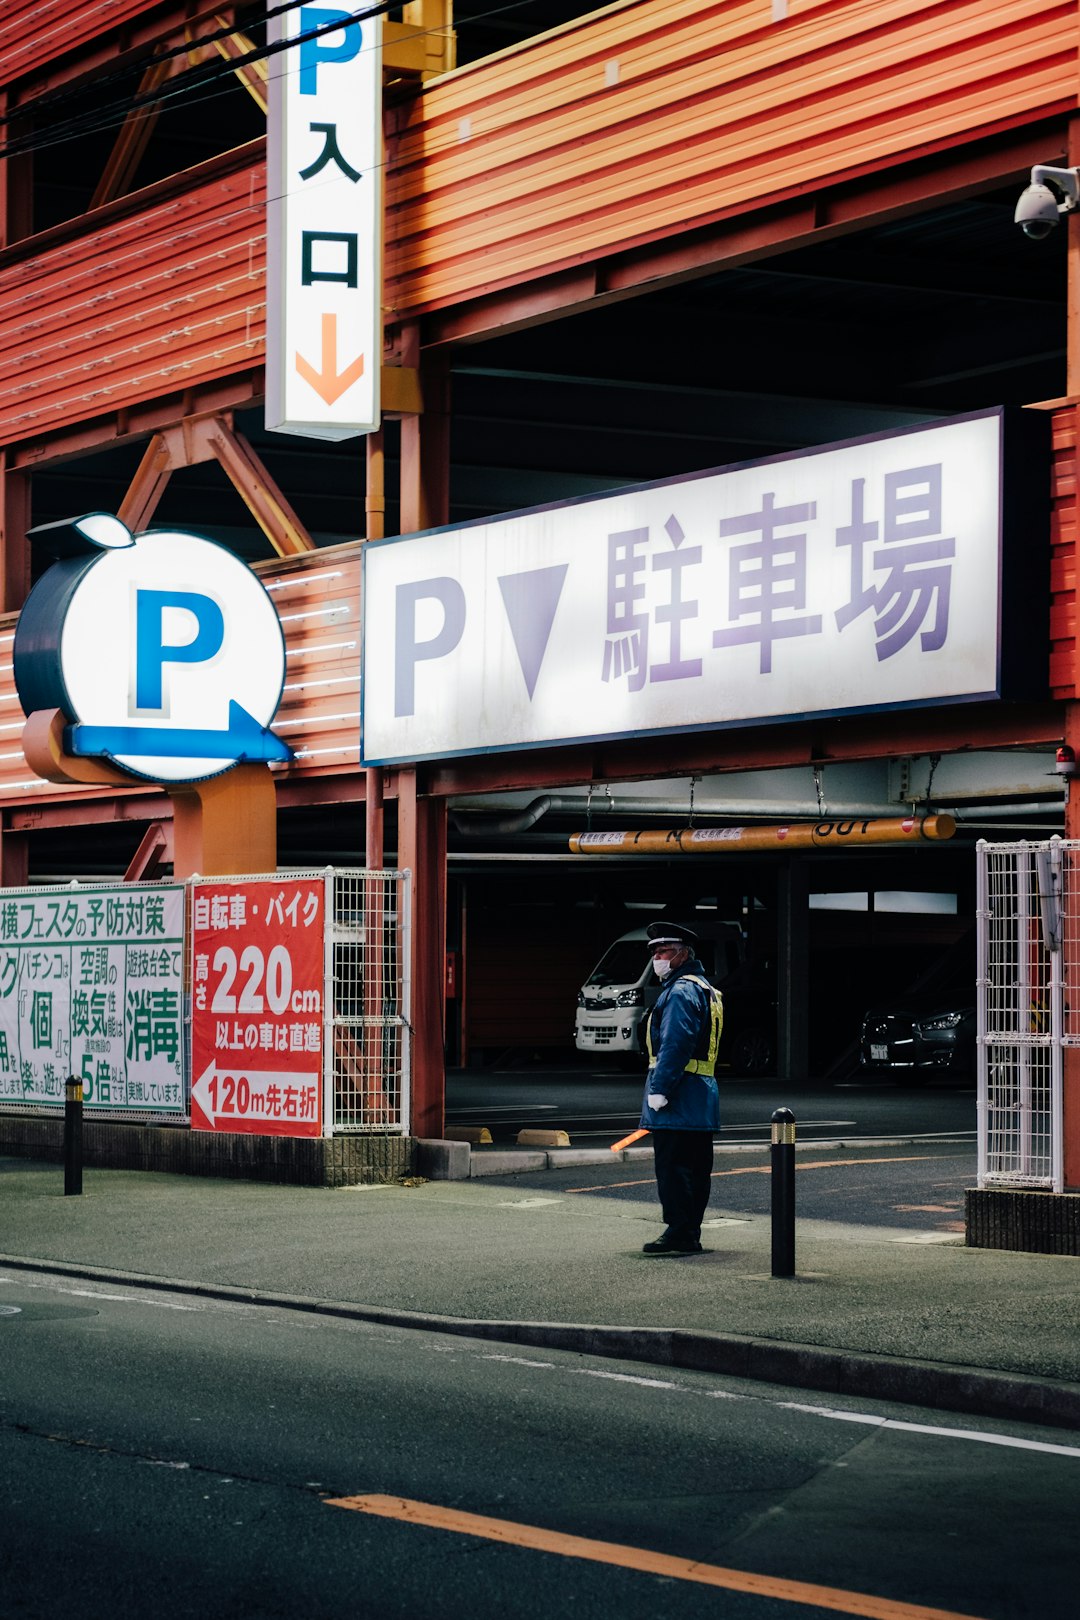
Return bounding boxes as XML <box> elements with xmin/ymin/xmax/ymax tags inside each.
<box><xmin>0</xmin><ymin>885</ymin><xmax>184</xmax><ymax>1112</ymax></box>
<box><xmin>361</xmin><ymin>411</ymin><xmax>1035</xmax><ymax>763</ymax></box>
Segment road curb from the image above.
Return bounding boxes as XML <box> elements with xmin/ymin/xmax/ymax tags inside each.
<box><xmin>419</xmin><ymin>1134</ymin><xmax>975</xmax><ymax>1180</ymax></box>
<box><xmin>2</xmin><ymin>1250</ymin><xmax>1077</xmax><ymax>1432</ymax></box>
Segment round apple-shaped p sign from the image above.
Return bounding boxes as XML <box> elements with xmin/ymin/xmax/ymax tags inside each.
<box><xmin>14</xmin><ymin>514</ymin><xmax>290</xmax><ymax>783</ymax></box>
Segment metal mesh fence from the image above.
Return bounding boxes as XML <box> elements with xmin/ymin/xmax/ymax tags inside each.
<box><xmin>1</xmin><ymin>868</ymin><xmax>410</xmax><ymax>1138</ymax></box>
<box><xmin>326</xmin><ymin>869</ymin><xmax>410</xmax><ymax>1134</ymax></box>
<box><xmin>977</xmin><ymin>841</ymin><xmax>1062</xmax><ymax>1190</ymax></box>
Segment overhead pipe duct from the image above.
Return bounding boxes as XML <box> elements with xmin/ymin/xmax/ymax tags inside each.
<box><xmin>451</xmin><ymin>795</ymin><xmax>1058</xmax><ymax>837</ymax></box>
<box><xmin>449</xmin><ymin>796</ymin><xmax>554</xmax><ymax>836</ymax></box>
<box><xmin>568</xmin><ymin>815</ymin><xmax>957</xmax><ymax>855</ymax></box>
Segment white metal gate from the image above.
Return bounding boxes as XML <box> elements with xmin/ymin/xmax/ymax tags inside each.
<box><xmin>976</xmin><ymin>839</ymin><xmax>1064</xmax><ymax>1191</ymax></box>
<box><xmin>326</xmin><ymin>868</ymin><xmax>411</xmax><ymax>1135</ymax></box>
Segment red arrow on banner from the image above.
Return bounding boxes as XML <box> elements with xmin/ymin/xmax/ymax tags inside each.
<box><xmin>191</xmin><ymin>1059</ymin><xmax>321</xmax><ymax>1136</ymax></box>
<box><xmin>295</xmin><ymin>313</ymin><xmax>365</xmax><ymax>405</ymax></box>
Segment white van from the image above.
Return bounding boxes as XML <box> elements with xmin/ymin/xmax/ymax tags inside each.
<box><xmin>574</xmin><ymin>923</ymin><xmax>745</xmax><ymax>1059</ymax></box>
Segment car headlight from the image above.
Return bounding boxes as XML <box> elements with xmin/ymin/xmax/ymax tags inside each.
<box><xmin>919</xmin><ymin>1011</ymin><xmax>964</xmax><ymax>1031</ymax></box>
<box><xmin>615</xmin><ymin>987</ymin><xmax>644</xmax><ymax>1007</ymax></box>
<box><xmin>576</xmin><ymin>992</ymin><xmax>585</xmax><ymax>1008</ymax></box>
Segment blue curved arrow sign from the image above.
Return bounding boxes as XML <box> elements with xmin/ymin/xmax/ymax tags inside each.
<box><xmin>65</xmin><ymin>701</ymin><xmax>292</xmax><ymax>763</ymax></box>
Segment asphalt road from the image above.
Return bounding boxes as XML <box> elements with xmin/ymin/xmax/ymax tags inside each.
<box><xmin>479</xmin><ymin>1142</ymin><xmax>975</xmax><ymax>1235</ymax></box>
<box><xmin>447</xmin><ymin>1066</ymin><xmax>976</xmax><ymax>1147</ymax></box>
<box><xmin>1</xmin><ymin>1267</ymin><xmax>1077</xmax><ymax>1620</ymax></box>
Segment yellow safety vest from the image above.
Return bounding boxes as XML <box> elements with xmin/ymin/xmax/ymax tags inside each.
<box><xmin>646</xmin><ymin>974</ymin><xmax>724</xmax><ymax>1077</ymax></box>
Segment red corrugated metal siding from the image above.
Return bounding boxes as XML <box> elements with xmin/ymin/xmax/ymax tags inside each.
<box><xmin>0</xmin><ymin>0</ymin><xmax>161</xmax><ymax>86</ymax></box>
<box><xmin>0</xmin><ymin>2</ymin><xmax>1073</xmax><ymax>441</ymax></box>
<box><xmin>385</xmin><ymin>0</ymin><xmax>1076</xmax><ymax>314</ymax></box>
<box><xmin>1050</xmin><ymin>406</ymin><xmax>1077</xmax><ymax>700</ymax></box>
<box><xmin>0</xmin><ymin>543</ymin><xmax>360</xmax><ymax>810</ymax></box>
<box><xmin>0</xmin><ymin>163</ymin><xmax>265</xmax><ymax>449</ymax></box>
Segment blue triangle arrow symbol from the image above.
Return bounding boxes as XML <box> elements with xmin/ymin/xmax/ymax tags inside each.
<box><xmin>66</xmin><ymin>702</ymin><xmax>292</xmax><ymax>763</ymax></box>
<box><xmin>498</xmin><ymin>565</ymin><xmax>568</xmax><ymax>700</ymax></box>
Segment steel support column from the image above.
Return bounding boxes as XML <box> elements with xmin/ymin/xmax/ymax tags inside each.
<box><xmin>397</xmin><ymin>769</ymin><xmax>447</xmax><ymax>1138</ymax></box>
<box><xmin>0</xmin><ymin>819</ymin><xmax>28</xmax><ymax>889</ymax></box>
<box><xmin>364</xmin><ymin>430</ymin><xmax>386</xmax><ymax>868</ymax></box>
<box><xmin>1061</xmin><ymin>115</ymin><xmax>1080</xmax><ymax>1192</ymax></box>
<box><xmin>366</xmin><ymin>769</ymin><xmax>385</xmax><ymax>868</ymax></box>
<box><xmin>1063</xmin><ymin>700</ymin><xmax>1080</xmax><ymax>1189</ymax></box>
<box><xmin>0</xmin><ymin>89</ymin><xmax>32</xmax><ymax>249</ymax></box>
<box><xmin>366</xmin><ymin>429</ymin><xmax>386</xmax><ymax>541</ymax></box>
<box><xmin>0</xmin><ymin>450</ymin><xmax>30</xmax><ymax>613</ymax></box>
<box><xmin>777</xmin><ymin>858</ymin><xmax>809</xmax><ymax>1085</ymax></box>
<box><xmin>399</xmin><ymin>334</ymin><xmax>450</xmax><ymax>536</ymax></box>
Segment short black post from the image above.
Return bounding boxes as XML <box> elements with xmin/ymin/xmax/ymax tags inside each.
<box><xmin>64</xmin><ymin>1075</ymin><xmax>83</xmax><ymax>1197</ymax></box>
<box><xmin>770</xmin><ymin>1107</ymin><xmax>796</xmax><ymax>1278</ymax></box>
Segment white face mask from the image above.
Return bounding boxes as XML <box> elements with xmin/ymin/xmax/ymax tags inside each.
<box><xmin>653</xmin><ymin>956</ymin><xmax>674</xmax><ymax>979</ymax></box>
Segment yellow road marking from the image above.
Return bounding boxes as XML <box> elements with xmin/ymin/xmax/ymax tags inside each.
<box><xmin>567</xmin><ymin>1154</ymin><xmax>946</xmax><ymax>1194</ymax></box>
<box><xmin>326</xmin><ymin>1493</ymin><xmax>987</xmax><ymax>1620</ymax></box>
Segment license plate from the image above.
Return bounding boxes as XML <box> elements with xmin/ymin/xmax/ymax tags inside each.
<box><xmin>871</xmin><ymin>1043</ymin><xmax>888</xmax><ymax>1061</ymax></box>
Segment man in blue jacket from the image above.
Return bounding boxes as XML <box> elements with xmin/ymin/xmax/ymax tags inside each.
<box><xmin>639</xmin><ymin>921</ymin><xmax>722</xmax><ymax>1256</ymax></box>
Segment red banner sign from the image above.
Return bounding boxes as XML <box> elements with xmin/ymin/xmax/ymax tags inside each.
<box><xmin>191</xmin><ymin>877</ymin><xmax>325</xmax><ymax>1137</ymax></box>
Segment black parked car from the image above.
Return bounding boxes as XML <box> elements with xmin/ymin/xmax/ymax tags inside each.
<box><xmin>860</xmin><ymin>995</ymin><xmax>976</xmax><ymax>1078</ymax></box>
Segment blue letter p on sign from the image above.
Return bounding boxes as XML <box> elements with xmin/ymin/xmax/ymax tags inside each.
<box><xmin>299</xmin><ymin>7</ymin><xmax>362</xmax><ymax>94</ymax></box>
<box><xmin>135</xmin><ymin>589</ymin><xmax>225</xmax><ymax>713</ymax></box>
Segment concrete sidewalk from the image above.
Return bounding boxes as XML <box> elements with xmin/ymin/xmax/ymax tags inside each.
<box><xmin>2</xmin><ymin>1149</ymin><xmax>1079</xmax><ymax>1430</ymax></box>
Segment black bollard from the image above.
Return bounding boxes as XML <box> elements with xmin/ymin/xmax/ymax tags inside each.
<box><xmin>770</xmin><ymin>1107</ymin><xmax>796</xmax><ymax>1278</ymax></box>
<box><xmin>64</xmin><ymin>1075</ymin><xmax>83</xmax><ymax>1197</ymax></box>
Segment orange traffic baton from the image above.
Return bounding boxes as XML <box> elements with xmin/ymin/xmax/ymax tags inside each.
<box><xmin>610</xmin><ymin>1128</ymin><xmax>649</xmax><ymax>1152</ymax></box>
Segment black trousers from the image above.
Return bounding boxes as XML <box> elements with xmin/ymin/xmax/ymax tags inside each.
<box><xmin>652</xmin><ymin>1130</ymin><xmax>714</xmax><ymax>1242</ymax></box>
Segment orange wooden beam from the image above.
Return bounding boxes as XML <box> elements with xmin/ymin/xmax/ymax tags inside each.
<box><xmin>0</xmin><ymin>449</ymin><xmax>30</xmax><ymax>614</ymax></box>
<box><xmin>89</xmin><ymin>54</ymin><xmax>175</xmax><ymax>212</ymax></box>
<box><xmin>123</xmin><ymin>820</ymin><xmax>173</xmax><ymax>881</ymax></box>
<box><xmin>205</xmin><ymin>418</ymin><xmax>316</xmax><ymax>555</ymax></box>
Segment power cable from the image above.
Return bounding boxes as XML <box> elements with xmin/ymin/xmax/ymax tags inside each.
<box><xmin>0</xmin><ymin>2</ymin><xmax>395</xmax><ymax>159</ymax></box>
<box><xmin>0</xmin><ymin>0</ymin><xmax>275</xmax><ymax>129</ymax></box>
<box><xmin>0</xmin><ymin>0</ymin><xmax>549</xmax><ymax>158</ymax></box>
<box><xmin>0</xmin><ymin>0</ymin><xmax>696</xmax><ymax>308</ymax></box>
<box><xmin>2</xmin><ymin>0</ymin><xmax>694</xmax><ymax>172</ymax></box>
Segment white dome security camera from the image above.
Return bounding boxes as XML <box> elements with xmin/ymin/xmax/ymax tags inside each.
<box><xmin>1015</xmin><ymin>165</ymin><xmax>1080</xmax><ymax>240</ymax></box>
<box><xmin>1015</xmin><ymin>182</ymin><xmax>1065</xmax><ymax>240</ymax></box>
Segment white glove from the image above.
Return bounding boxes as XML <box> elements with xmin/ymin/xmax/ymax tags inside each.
<box><xmin>647</xmin><ymin>1093</ymin><xmax>669</xmax><ymax>1109</ymax></box>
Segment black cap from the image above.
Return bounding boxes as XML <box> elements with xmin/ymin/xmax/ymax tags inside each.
<box><xmin>645</xmin><ymin>920</ymin><xmax>697</xmax><ymax>952</ymax></box>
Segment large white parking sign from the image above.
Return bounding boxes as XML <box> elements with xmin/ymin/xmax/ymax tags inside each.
<box><xmin>14</xmin><ymin>515</ymin><xmax>289</xmax><ymax>782</ymax></box>
<box><xmin>360</xmin><ymin>411</ymin><xmax>1046</xmax><ymax>764</ymax></box>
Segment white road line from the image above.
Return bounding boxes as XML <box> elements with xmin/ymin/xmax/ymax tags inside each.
<box><xmin>53</xmin><ymin>1285</ymin><xmax>201</xmax><ymax>1310</ymax></box>
<box><xmin>494</xmin><ymin>1198</ymin><xmax>565</xmax><ymax>1208</ymax></box>
<box><xmin>8</xmin><ymin>1270</ymin><xmax>1072</xmax><ymax>1460</ymax></box>
<box><xmin>890</xmin><ymin>1232</ymin><xmax>964</xmax><ymax>1245</ymax></box>
<box><xmin>720</xmin><ymin>1120</ymin><xmax>858</xmax><ymax>1131</ymax></box>
<box><xmin>475</xmin><ymin>1333</ymin><xmax>1080</xmax><ymax>1457</ymax></box>
<box><xmin>482</xmin><ymin>1354</ymin><xmax>556</xmax><ymax>1368</ymax></box>
<box><xmin>0</xmin><ymin>1276</ymin><xmax>204</xmax><ymax>1311</ymax></box>
<box><xmin>576</xmin><ymin>1369</ymin><xmax>690</xmax><ymax>1391</ymax></box>
<box><xmin>53</xmin><ymin>1287</ymin><xmax>135</xmax><ymax>1301</ymax></box>
<box><xmin>448</xmin><ymin>1105</ymin><xmax>559</xmax><ymax>1115</ymax></box>
<box><xmin>776</xmin><ymin>1402</ymin><xmax>1080</xmax><ymax>1458</ymax></box>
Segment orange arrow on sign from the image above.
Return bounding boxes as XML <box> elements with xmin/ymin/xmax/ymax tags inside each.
<box><xmin>295</xmin><ymin>313</ymin><xmax>365</xmax><ymax>405</ymax></box>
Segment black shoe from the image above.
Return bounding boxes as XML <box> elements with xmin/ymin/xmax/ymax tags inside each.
<box><xmin>642</xmin><ymin>1235</ymin><xmax>703</xmax><ymax>1255</ymax></box>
